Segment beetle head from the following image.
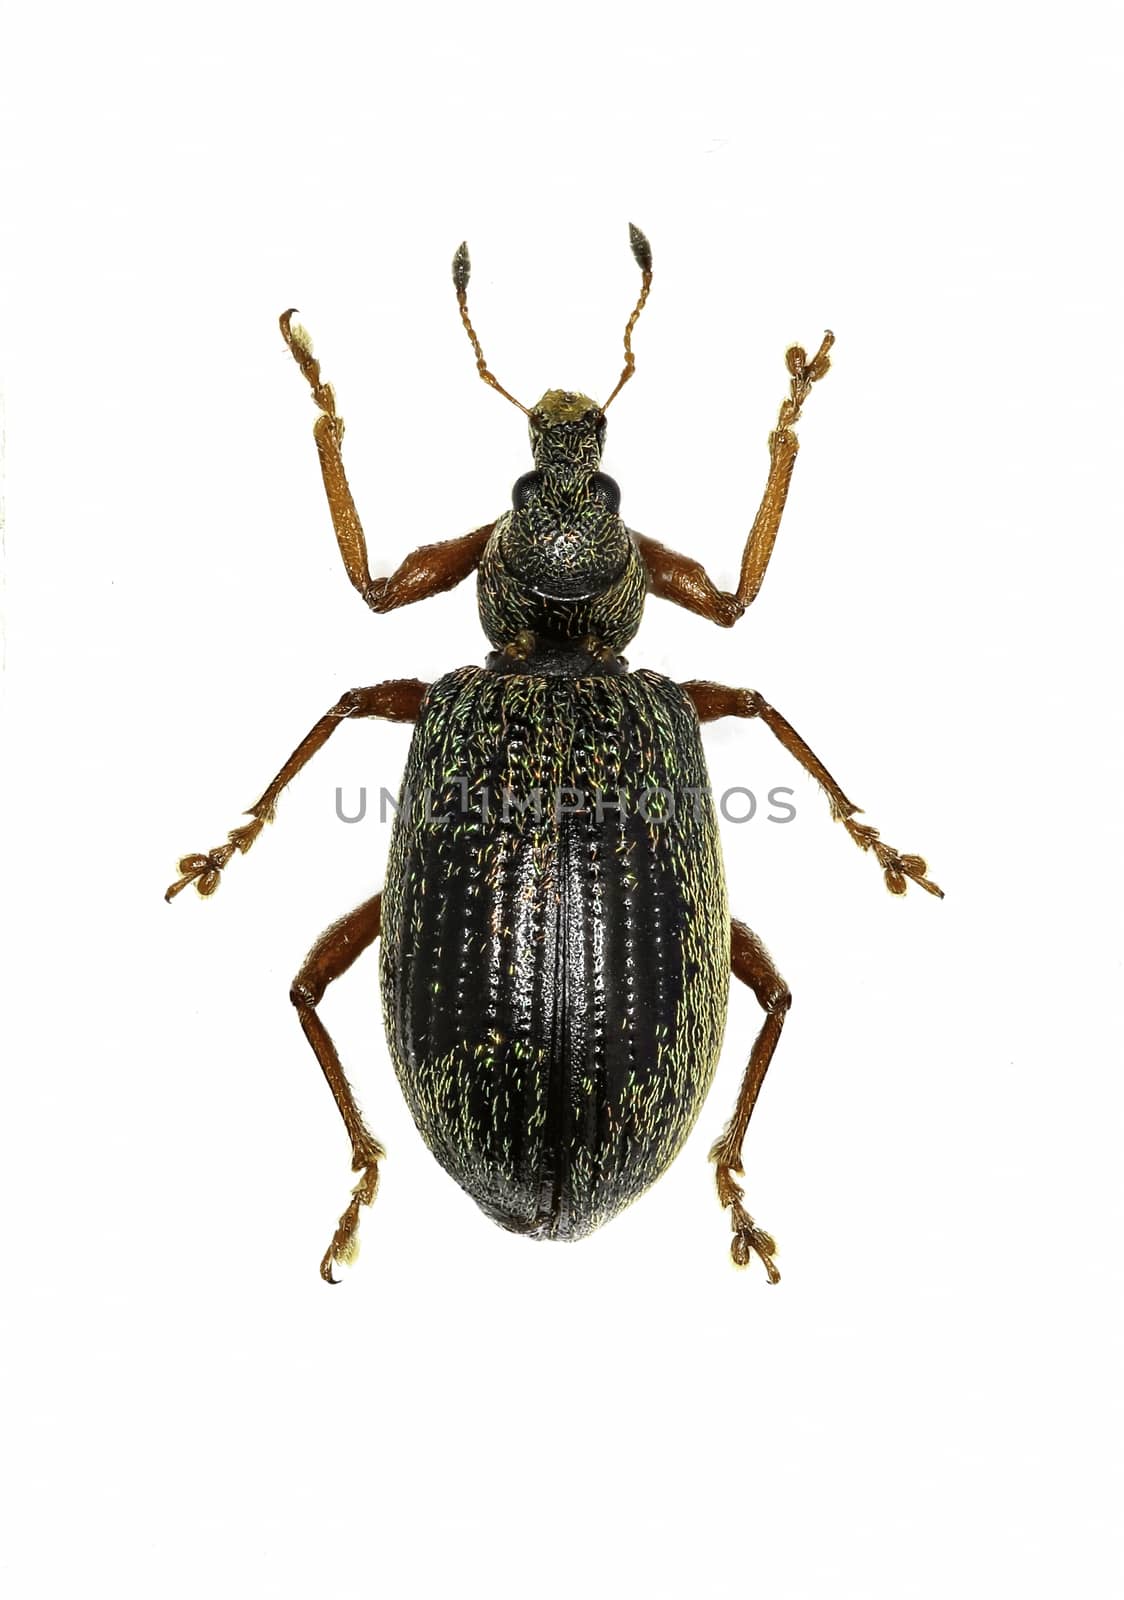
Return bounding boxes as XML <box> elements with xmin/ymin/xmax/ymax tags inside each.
<box><xmin>456</xmin><ymin>228</ymin><xmax>653</xmax><ymax>656</ymax></box>
<box><xmin>527</xmin><ymin>390</ymin><xmax>606</xmax><ymax>468</ymax></box>
<box><xmin>500</xmin><ymin>396</ymin><xmax>627</xmax><ymax>604</ymax></box>
<box><xmin>477</xmin><ymin>423</ymin><xmax>643</xmax><ymax>653</ymax></box>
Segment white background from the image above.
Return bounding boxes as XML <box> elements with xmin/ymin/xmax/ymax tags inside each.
<box><xmin>2</xmin><ymin>4</ymin><xmax>1121</xmax><ymax>1596</ymax></box>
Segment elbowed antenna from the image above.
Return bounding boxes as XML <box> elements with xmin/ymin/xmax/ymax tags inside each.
<box><xmin>602</xmin><ymin>223</ymin><xmax>653</xmax><ymax>411</ymax></box>
<box><xmin>452</xmin><ymin>242</ymin><xmax>531</xmax><ymax>415</ymax></box>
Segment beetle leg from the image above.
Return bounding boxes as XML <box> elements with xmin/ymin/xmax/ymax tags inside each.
<box><xmin>684</xmin><ymin>680</ymin><xmax>943</xmax><ymax>898</ymax></box>
<box><xmin>280</xmin><ymin>310</ymin><xmax>494</xmax><ymax>610</ymax></box>
<box><xmin>502</xmin><ymin>629</ymin><xmax>537</xmax><ymax>661</ymax></box>
<box><xmin>290</xmin><ymin>894</ymin><xmax>386</xmax><ymax>1283</ymax></box>
<box><xmin>577</xmin><ymin>633</ymin><xmax>616</xmax><ymax>663</ymax></box>
<box><xmin>634</xmin><ymin>334</ymin><xmax>833</xmax><ymax>624</ymax></box>
<box><xmin>165</xmin><ymin>679</ymin><xmax>428</xmax><ymax>901</ymax></box>
<box><xmin>710</xmin><ymin>919</ymin><xmax>790</xmax><ymax>1282</ymax></box>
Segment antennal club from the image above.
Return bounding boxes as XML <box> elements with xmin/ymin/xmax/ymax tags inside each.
<box><xmin>453</xmin><ymin>242</ymin><xmax>530</xmax><ymax>416</ymax></box>
<box><xmin>602</xmin><ymin>223</ymin><xmax>653</xmax><ymax>410</ymax></box>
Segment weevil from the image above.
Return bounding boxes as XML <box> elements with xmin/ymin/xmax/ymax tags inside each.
<box><xmin>167</xmin><ymin>225</ymin><xmax>942</xmax><ymax>1282</ymax></box>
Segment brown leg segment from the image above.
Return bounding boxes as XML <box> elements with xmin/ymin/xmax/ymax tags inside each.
<box><xmin>365</xmin><ymin>524</ymin><xmax>495</xmax><ymax>614</ymax></box>
<box><xmin>290</xmin><ymin>894</ymin><xmax>385</xmax><ymax>1282</ymax></box>
<box><xmin>166</xmin><ymin>679</ymin><xmax>428</xmax><ymax>901</ymax></box>
<box><xmin>634</xmin><ymin>333</ymin><xmax>833</xmax><ymax>625</ymax></box>
<box><xmin>683</xmin><ymin>680</ymin><xmax>943</xmax><ymax>898</ymax></box>
<box><xmin>711</xmin><ymin>920</ymin><xmax>791</xmax><ymax>1282</ymax></box>
<box><xmin>280</xmin><ymin>309</ymin><xmax>493</xmax><ymax>610</ymax></box>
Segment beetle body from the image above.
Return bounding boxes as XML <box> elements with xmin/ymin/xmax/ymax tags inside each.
<box><xmin>383</xmin><ymin>389</ymin><xmax>729</xmax><ymax>1238</ymax></box>
<box><xmin>169</xmin><ymin>229</ymin><xmax>941</xmax><ymax>1282</ymax></box>
<box><xmin>381</xmin><ymin>656</ymin><xmax>730</xmax><ymax>1239</ymax></box>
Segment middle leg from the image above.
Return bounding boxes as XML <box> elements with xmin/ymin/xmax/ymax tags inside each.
<box><xmin>166</xmin><ymin>679</ymin><xmax>427</xmax><ymax>901</ymax></box>
<box><xmin>684</xmin><ymin>680</ymin><xmax>943</xmax><ymax>898</ymax></box>
<box><xmin>711</xmin><ymin>919</ymin><xmax>792</xmax><ymax>1282</ymax></box>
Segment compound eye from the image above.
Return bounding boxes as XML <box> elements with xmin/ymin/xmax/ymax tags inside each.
<box><xmin>512</xmin><ymin>470</ymin><xmax>543</xmax><ymax>511</ymax></box>
<box><xmin>591</xmin><ymin>472</ymin><xmax>621</xmax><ymax>514</ymax></box>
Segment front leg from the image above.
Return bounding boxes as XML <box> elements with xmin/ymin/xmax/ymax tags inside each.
<box><xmin>165</xmin><ymin>679</ymin><xmax>427</xmax><ymax>900</ymax></box>
<box><xmin>280</xmin><ymin>310</ymin><xmax>494</xmax><ymax>609</ymax></box>
<box><xmin>635</xmin><ymin>332</ymin><xmax>833</xmax><ymax>624</ymax></box>
<box><xmin>684</xmin><ymin>680</ymin><xmax>943</xmax><ymax>898</ymax></box>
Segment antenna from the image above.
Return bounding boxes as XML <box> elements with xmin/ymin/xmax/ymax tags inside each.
<box><xmin>602</xmin><ymin>223</ymin><xmax>653</xmax><ymax>410</ymax></box>
<box><xmin>452</xmin><ymin>242</ymin><xmax>530</xmax><ymax>415</ymax></box>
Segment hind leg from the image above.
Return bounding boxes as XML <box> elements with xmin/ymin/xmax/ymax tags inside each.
<box><xmin>290</xmin><ymin>894</ymin><xmax>384</xmax><ymax>1282</ymax></box>
<box><xmin>710</xmin><ymin>919</ymin><xmax>792</xmax><ymax>1282</ymax></box>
